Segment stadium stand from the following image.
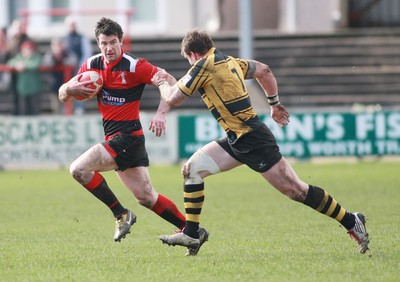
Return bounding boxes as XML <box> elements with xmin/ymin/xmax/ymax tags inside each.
<box><xmin>0</xmin><ymin>28</ymin><xmax>399</xmax><ymax>114</ymax></box>
<box><xmin>135</xmin><ymin>28</ymin><xmax>400</xmax><ymax>112</ymax></box>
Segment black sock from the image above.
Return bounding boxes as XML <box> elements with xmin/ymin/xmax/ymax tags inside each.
<box><xmin>303</xmin><ymin>185</ymin><xmax>355</xmax><ymax>229</ymax></box>
<box><xmin>85</xmin><ymin>178</ymin><xmax>126</xmax><ymax>217</ymax></box>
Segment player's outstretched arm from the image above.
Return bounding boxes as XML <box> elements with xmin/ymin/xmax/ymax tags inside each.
<box><xmin>246</xmin><ymin>60</ymin><xmax>290</xmax><ymax>127</ymax></box>
<box><xmin>151</xmin><ymin>69</ymin><xmax>188</xmax><ymax>107</ymax></box>
<box><xmin>149</xmin><ymin>98</ymin><xmax>170</xmax><ymax>137</ymax></box>
<box><xmin>149</xmin><ymin>69</ymin><xmax>177</xmax><ymax>137</ymax></box>
<box><xmin>246</xmin><ymin>60</ymin><xmax>278</xmax><ymax>98</ymax></box>
<box><xmin>156</xmin><ymin>67</ymin><xmax>177</xmax><ymax>85</ymax></box>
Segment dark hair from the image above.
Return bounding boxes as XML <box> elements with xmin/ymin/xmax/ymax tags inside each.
<box><xmin>181</xmin><ymin>29</ymin><xmax>214</xmax><ymax>57</ymax></box>
<box><xmin>95</xmin><ymin>17</ymin><xmax>123</xmax><ymax>41</ymax></box>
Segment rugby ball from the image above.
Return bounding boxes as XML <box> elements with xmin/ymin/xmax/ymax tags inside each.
<box><xmin>75</xmin><ymin>71</ymin><xmax>103</xmax><ymax>100</ymax></box>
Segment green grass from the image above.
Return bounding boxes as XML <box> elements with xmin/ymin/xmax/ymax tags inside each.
<box><xmin>1</xmin><ymin>160</ymin><xmax>399</xmax><ymax>282</ymax></box>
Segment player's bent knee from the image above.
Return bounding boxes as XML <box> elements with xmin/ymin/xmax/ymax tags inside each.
<box><xmin>185</xmin><ymin>149</ymin><xmax>220</xmax><ymax>184</ymax></box>
<box><xmin>69</xmin><ymin>162</ymin><xmax>87</xmax><ymax>183</ymax></box>
<box><xmin>69</xmin><ymin>162</ymin><xmax>79</xmax><ymax>178</ymax></box>
<box><xmin>70</xmin><ymin>167</ymin><xmax>82</xmax><ymax>182</ymax></box>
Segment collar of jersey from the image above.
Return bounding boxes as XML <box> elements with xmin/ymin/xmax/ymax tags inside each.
<box><xmin>203</xmin><ymin>47</ymin><xmax>215</xmax><ymax>58</ymax></box>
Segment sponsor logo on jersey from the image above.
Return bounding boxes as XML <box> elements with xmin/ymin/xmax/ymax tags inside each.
<box><xmin>180</xmin><ymin>74</ymin><xmax>192</xmax><ymax>86</ymax></box>
<box><xmin>101</xmin><ymin>90</ymin><xmax>126</xmax><ymax>106</ymax></box>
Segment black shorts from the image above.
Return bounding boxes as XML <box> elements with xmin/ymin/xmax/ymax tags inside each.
<box><xmin>216</xmin><ymin>123</ymin><xmax>282</xmax><ymax>172</ymax></box>
<box><xmin>102</xmin><ymin>133</ymin><xmax>149</xmax><ymax>171</ymax></box>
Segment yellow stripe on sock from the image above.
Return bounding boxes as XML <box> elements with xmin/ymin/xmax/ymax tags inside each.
<box><xmin>184</xmin><ymin>202</ymin><xmax>203</xmax><ymax>209</ymax></box>
<box><xmin>316</xmin><ymin>191</ymin><xmax>329</xmax><ymax>212</ymax></box>
<box><xmin>326</xmin><ymin>199</ymin><xmax>337</xmax><ymax>216</ymax></box>
<box><xmin>335</xmin><ymin>208</ymin><xmax>346</xmax><ymax>221</ymax></box>
<box><xmin>184</xmin><ymin>191</ymin><xmax>204</xmax><ymax>198</ymax></box>
<box><xmin>186</xmin><ymin>214</ymin><xmax>200</xmax><ymax>223</ymax></box>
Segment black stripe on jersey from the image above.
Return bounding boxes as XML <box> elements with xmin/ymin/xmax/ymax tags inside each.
<box><xmin>87</xmin><ymin>54</ymin><xmax>104</xmax><ymax>70</ymax></box>
<box><xmin>236</xmin><ymin>59</ymin><xmax>249</xmax><ymax>77</ymax></box>
<box><xmin>209</xmin><ymin>84</ymin><xmax>252</xmax><ymax>116</ymax></box>
<box><xmin>210</xmin><ymin>106</ymin><xmax>221</xmax><ymax>120</ymax></box>
<box><xmin>210</xmin><ymin>106</ymin><xmax>228</xmax><ymax>131</ymax></box>
<box><xmin>214</xmin><ymin>49</ymin><xmax>228</xmax><ymax>63</ymax></box>
<box><xmin>103</xmin><ymin>119</ymin><xmax>142</xmax><ymax>136</ymax></box>
<box><xmin>102</xmin><ymin>85</ymin><xmax>145</xmax><ymax>103</ymax></box>
<box><xmin>87</xmin><ymin>53</ymin><xmax>139</xmax><ymax>72</ymax></box>
<box><xmin>112</xmin><ymin>53</ymin><xmax>139</xmax><ymax>71</ymax></box>
<box><xmin>186</xmin><ymin>58</ymin><xmax>208</xmax><ymax>89</ymax></box>
<box><xmin>225</xmin><ymin>96</ymin><xmax>253</xmax><ymax>116</ymax></box>
<box><xmin>215</xmin><ymin>56</ymin><xmax>233</xmax><ymax>67</ymax></box>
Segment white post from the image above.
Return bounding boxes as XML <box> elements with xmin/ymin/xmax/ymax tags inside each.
<box><xmin>239</xmin><ymin>0</ymin><xmax>253</xmax><ymax>60</ymax></box>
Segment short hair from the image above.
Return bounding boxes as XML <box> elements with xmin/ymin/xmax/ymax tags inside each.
<box><xmin>181</xmin><ymin>29</ymin><xmax>214</xmax><ymax>57</ymax></box>
<box><xmin>95</xmin><ymin>17</ymin><xmax>123</xmax><ymax>41</ymax></box>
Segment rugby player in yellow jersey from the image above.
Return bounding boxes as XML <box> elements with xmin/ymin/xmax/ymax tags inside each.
<box><xmin>151</xmin><ymin>29</ymin><xmax>369</xmax><ymax>256</ymax></box>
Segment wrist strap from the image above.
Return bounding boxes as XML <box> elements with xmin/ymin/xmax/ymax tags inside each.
<box><xmin>267</xmin><ymin>94</ymin><xmax>281</xmax><ymax>106</ymax></box>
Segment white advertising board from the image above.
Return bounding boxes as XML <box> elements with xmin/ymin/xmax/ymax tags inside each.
<box><xmin>0</xmin><ymin>113</ymin><xmax>178</xmax><ymax>170</ymax></box>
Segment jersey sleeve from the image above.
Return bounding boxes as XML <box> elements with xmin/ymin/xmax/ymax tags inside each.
<box><xmin>135</xmin><ymin>59</ymin><xmax>158</xmax><ymax>84</ymax></box>
<box><xmin>235</xmin><ymin>58</ymin><xmax>249</xmax><ymax>78</ymax></box>
<box><xmin>177</xmin><ymin>57</ymin><xmax>208</xmax><ymax>97</ymax></box>
<box><xmin>77</xmin><ymin>61</ymin><xmax>88</xmax><ymax>74</ymax></box>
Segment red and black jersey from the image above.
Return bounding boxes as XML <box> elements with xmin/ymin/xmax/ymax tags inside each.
<box><xmin>78</xmin><ymin>51</ymin><xmax>158</xmax><ymax>139</ymax></box>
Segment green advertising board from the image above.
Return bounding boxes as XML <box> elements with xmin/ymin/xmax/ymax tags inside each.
<box><xmin>178</xmin><ymin>111</ymin><xmax>400</xmax><ymax>159</ymax></box>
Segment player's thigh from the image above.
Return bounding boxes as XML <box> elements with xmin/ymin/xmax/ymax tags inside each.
<box><xmin>201</xmin><ymin>141</ymin><xmax>242</xmax><ymax>172</ymax></box>
<box><xmin>71</xmin><ymin>143</ymin><xmax>117</xmax><ymax>173</ymax></box>
<box><xmin>116</xmin><ymin>167</ymin><xmax>158</xmax><ymax>202</ymax></box>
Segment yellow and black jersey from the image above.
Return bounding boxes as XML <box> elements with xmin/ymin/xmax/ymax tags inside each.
<box><xmin>177</xmin><ymin>47</ymin><xmax>263</xmax><ymax>143</ymax></box>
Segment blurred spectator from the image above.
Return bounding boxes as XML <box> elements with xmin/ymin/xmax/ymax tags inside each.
<box><xmin>7</xmin><ymin>40</ymin><xmax>42</xmax><ymax>115</ymax></box>
<box><xmin>0</xmin><ymin>27</ymin><xmax>11</xmax><ymax>92</ymax></box>
<box><xmin>64</xmin><ymin>16</ymin><xmax>92</xmax><ymax>115</ymax></box>
<box><xmin>42</xmin><ymin>37</ymin><xmax>78</xmax><ymax>114</ymax></box>
<box><xmin>7</xmin><ymin>19</ymin><xmax>31</xmax><ymax>115</ymax></box>
<box><xmin>7</xmin><ymin>19</ymin><xmax>30</xmax><ymax>58</ymax></box>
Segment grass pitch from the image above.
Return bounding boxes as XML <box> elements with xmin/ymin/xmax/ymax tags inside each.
<box><xmin>0</xmin><ymin>160</ymin><xmax>399</xmax><ymax>282</ymax></box>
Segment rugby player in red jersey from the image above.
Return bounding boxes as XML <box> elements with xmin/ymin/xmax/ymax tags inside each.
<box><xmin>59</xmin><ymin>17</ymin><xmax>185</xmax><ymax>242</ymax></box>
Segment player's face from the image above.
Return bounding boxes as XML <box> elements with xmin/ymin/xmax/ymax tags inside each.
<box><xmin>97</xmin><ymin>34</ymin><xmax>122</xmax><ymax>63</ymax></box>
